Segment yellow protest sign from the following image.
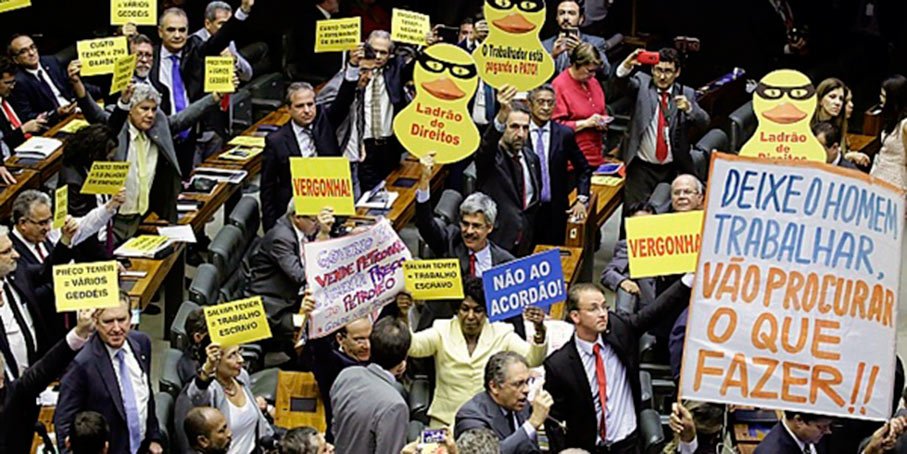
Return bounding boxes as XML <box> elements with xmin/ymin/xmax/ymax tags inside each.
<box><xmin>228</xmin><ymin>135</ymin><xmax>266</xmax><ymax>148</ymax></box>
<box><xmin>52</xmin><ymin>261</ymin><xmax>119</xmax><ymax>312</ymax></box>
<box><xmin>118</xmin><ymin>235</ymin><xmax>169</xmax><ymax>253</ymax></box>
<box><xmin>76</xmin><ymin>36</ymin><xmax>129</xmax><ymax>76</ymax></box>
<box><xmin>315</xmin><ymin>17</ymin><xmax>360</xmax><ymax>53</ymax></box>
<box><xmin>81</xmin><ymin>161</ymin><xmax>129</xmax><ymax>195</ymax></box>
<box><xmin>393</xmin><ymin>44</ymin><xmax>480</xmax><ymax>164</ymax></box>
<box><xmin>472</xmin><ymin>0</ymin><xmax>554</xmax><ymax>91</ymax></box>
<box><xmin>58</xmin><ymin>118</ymin><xmax>90</xmax><ymax>134</ymax></box>
<box><xmin>111</xmin><ymin>0</ymin><xmax>157</xmax><ymax>25</ymax></box>
<box><xmin>0</xmin><ymin>0</ymin><xmax>30</xmax><ymax>14</ymax></box>
<box><xmin>204</xmin><ymin>297</ymin><xmax>273</xmax><ymax>346</ymax></box>
<box><xmin>403</xmin><ymin>259</ymin><xmax>464</xmax><ymax>300</ymax></box>
<box><xmin>109</xmin><ymin>54</ymin><xmax>136</xmax><ymax>95</ymax></box>
<box><xmin>53</xmin><ymin>185</ymin><xmax>67</xmax><ymax>229</ymax></box>
<box><xmin>391</xmin><ymin>8</ymin><xmax>430</xmax><ymax>46</ymax></box>
<box><xmin>739</xmin><ymin>69</ymin><xmax>826</xmax><ymax>162</ymax></box>
<box><xmin>625</xmin><ymin>211</ymin><xmax>704</xmax><ymax>278</ymax></box>
<box><xmin>204</xmin><ymin>56</ymin><xmax>235</xmax><ymax>93</ymax></box>
<box><xmin>290</xmin><ymin>157</ymin><xmax>355</xmax><ymax>216</ymax></box>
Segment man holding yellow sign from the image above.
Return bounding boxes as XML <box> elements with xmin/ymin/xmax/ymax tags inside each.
<box><xmin>8</xmin><ymin>34</ymin><xmax>94</xmax><ymax>121</ymax></box>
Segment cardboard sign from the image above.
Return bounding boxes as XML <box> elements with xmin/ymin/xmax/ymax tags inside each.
<box><xmin>739</xmin><ymin>69</ymin><xmax>826</xmax><ymax>162</ymax></box>
<box><xmin>117</xmin><ymin>235</ymin><xmax>169</xmax><ymax>254</ymax></box>
<box><xmin>76</xmin><ymin>36</ymin><xmax>129</xmax><ymax>76</ymax></box>
<box><xmin>472</xmin><ymin>0</ymin><xmax>554</xmax><ymax>91</ymax></box>
<box><xmin>483</xmin><ymin>248</ymin><xmax>566</xmax><ymax>322</ymax></box>
<box><xmin>391</xmin><ymin>8</ymin><xmax>430</xmax><ymax>46</ymax></box>
<box><xmin>228</xmin><ymin>135</ymin><xmax>266</xmax><ymax>148</ymax></box>
<box><xmin>109</xmin><ymin>54</ymin><xmax>136</xmax><ymax>95</ymax></box>
<box><xmin>53</xmin><ymin>185</ymin><xmax>67</xmax><ymax>229</ymax></box>
<box><xmin>393</xmin><ymin>44</ymin><xmax>480</xmax><ymax>164</ymax></box>
<box><xmin>290</xmin><ymin>157</ymin><xmax>355</xmax><ymax>216</ymax></box>
<box><xmin>314</xmin><ymin>17</ymin><xmax>360</xmax><ymax>53</ymax></box>
<box><xmin>110</xmin><ymin>0</ymin><xmax>156</xmax><ymax>25</ymax></box>
<box><xmin>403</xmin><ymin>259</ymin><xmax>464</xmax><ymax>300</ymax></box>
<box><xmin>58</xmin><ymin>119</ymin><xmax>90</xmax><ymax>134</ymax></box>
<box><xmin>204</xmin><ymin>297</ymin><xmax>273</xmax><ymax>346</ymax></box>
<box><xmin>204</xmin><ymin>56</ymin><xmax>235</xmax><ymax>93</ymax></box>
<box><xmin>626</xmin><ymin>211</ymin><xmax>704</xmax><ymax>278</ymax></box>
<box><xmin>304</xmin><ymin>219</ymin><xmax>411</xmax><ymax>338</ymax></box>
<box><xmin>679</xmin><ymin>153</ymin><xmax>904</xmax><ymax>420</ymax></box>
<box><xmin>52</xmin><ymin>261</ymin><xmax>119</xmax><ymax>312</ymax></box>
<box><xmin>0</xmin><ymin>0</ymin><xmax>30</xmax><ymax>14</ymax></box>
<box><xmin>81</xmin><ymin>161</ymin><xmax>129</xmax><ymax>195</ymax></box>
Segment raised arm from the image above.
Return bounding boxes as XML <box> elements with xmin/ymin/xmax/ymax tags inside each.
<box><xmin>414</xmin><ymin>153</ymin><xmax>456</xmax><ymax>256</ymax></box>
<box><xmin>626</xmin><ymin>276</ymin><xmax>691</xmax><ymax>336</ymax></box>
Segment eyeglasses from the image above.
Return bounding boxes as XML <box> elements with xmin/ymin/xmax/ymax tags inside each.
<box><xmin>25</xmin><ymin>217</ymin><xmax>52</xmax><ymax>227</ymax></box>
<box><xmin>13</xmin><ymin>44</ymin><xmax>37</xmax><ymax>58</ymax></box>
<box><xmin>135</xmin><ymin>52</ymin><xmax>153</xmax><ymax>61</ymax></box>
<box><xmin>672</xmin><ymin>188</ymin><xmax>700</xmax><ymax>196</ymax></box>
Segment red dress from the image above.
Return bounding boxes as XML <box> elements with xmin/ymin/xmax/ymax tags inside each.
<box><xmin>552</xmin><ymin>70</ymin><xmax>607</xmax><ymax>167</ymax></box>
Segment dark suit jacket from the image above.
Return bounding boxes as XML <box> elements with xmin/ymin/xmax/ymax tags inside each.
<box><xmin>754</xmin><ymin>422</ymin><xmax>828</xmax><ymax>454</ymax></box>
<box><xmin>376</xmin><ymin>56</ymin><xmax>414</xmax><ymax>118</ymax></box>
<box><xmin>837</xmin><ymin>157</ymin><xmax>858</xmax><ymax>170</ymax></box>
<box><xmin>0</xmin><ymin>334</ymin><xmax>80</xmax><ymax>453</ymax></box>
<box><xmin>54</xmin><ymin>332</ymin><xmax>162</xmax><ymax>454</ymax></box>
<box><xmin>290</xmin><ymin>5</ymin><xmax>344</xmax><ymax>83</ymax></box>
<box><xmin>531</xmin><ymin>121</ymin><xmax>592</xmax><ymax>242</ymax></box>
<box><xmin>9</xmin><ymin>231</ymin><xmax>52</xmax><ymax>270</ymax></box>
<box><xmin>543</xmin><ymin>279</ymin><xmax>691</xmax><ymax>452</ymax></box>
<box><xmin>0</xmin><ymin>100</ymin><xmax>27</xmax><ymax>150</ymax></box>
<box><xmin>245</xmin><ymin>215</ymin><xmax>306</xmax><ymax>328</ymax></box>
<box><xmin>454</xmin><ymin>391</ymin><xmax>539</xmax><ymax>454</ymax></box>
<box><xmin>476</xmin><ymin>124</ymin><xmax>543</xmax><ymax>256</ymax></box>
<box><xmin>9</xmin><ymin>56</ymin><xmax>99</xmax><ymax>121</ymax></box>
<box><xmin>260</xmin><ymin>75</ymin><xmax>357</xmax><ymax>230</ymax></box>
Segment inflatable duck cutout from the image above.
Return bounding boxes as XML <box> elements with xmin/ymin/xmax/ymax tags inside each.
<box><xmin>471</xmin><ymin>0</ymin><xmax>554</xmax><ymax>91</ymax></box>
<box><xmin>392</xmin><ymin>43</ymin><xmax>480</xmax><ymax>164</ymax></box>
<box><xmin>739</xmin><ymin>69</ymin><xmax>826</xmax><ymax>162</ymax></box>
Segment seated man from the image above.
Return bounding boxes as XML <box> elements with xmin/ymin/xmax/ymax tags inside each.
<box><xmin>409</xmin><ymin>277</ymin><xmax>548</xmax><ymax>428</ymax></box>
<box><xmin>7</xmin><ymin>34</ymin><xmax>92</xmax><ymax>121</ymax></box>
<box><xmin>599</xmin><ymin>201</ymin><xmax>656</xmax><ymax>310</ymax></box>
<box><xmin>183</xmin><ymin>406</ymin><xmax>233</xmax><ymax>454</ymax></box>
<box><xmin>755</xmin><ymin>411</ymin><xmax>833</xmax><ymax>454</ymax></box>
<box><xmin>177</xmin><ymin>308</ymin><xmax>208</xmax><ymax>386</ymax></box>
<box><xmin>541</xmin><ymin>0</ymin><xmax>611</xmax><ymax>77</ymax></box>
<box><xmin>0</xmin><ymin>56</ymin><xmax>46</xmax><ymax>169</ymax></box>
<box><xmin>454</xmin><ymin>351</ymin><xmax>553</xmax><ymax>453</ymax></box>
<box><xmin>66</xmin><ymin>411</ymin><xmax>110</xmax><ymax>454</ymax></box>
<box><xmin>813</xmin><ymin>121</ymin><xmax>857</xmax><ymax>169</ymax></box>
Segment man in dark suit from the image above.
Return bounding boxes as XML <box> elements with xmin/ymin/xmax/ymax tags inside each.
<box><xmin>455</xmin><ymin>351</ymin><xmax>553</xmax><ymax>453</ymax></box>
<box><xmin>541</xmin><ymin>0</ymin><xmax>611</xmax><ymax>77</ymax></box>
<box><xmin>477</xmin><ymin>85</ymin><xmax>543</xmax><ymax>257</ymax></box>
<box><xmin>54</xmin><ymin>293</ymin><xmax>164</xmax><ymax>454</ymax></box>
<box><xmin>0</xmin><ymin>56</ymin><xmax>44</xmax><ymax>177</ymax></box>
<box><xmin>615</xmin><ymin>48</ymin><xmax>710</xmax><ymax>207</ymax></box>
<box><xmin>0</xmin><ymin>308</ymin><xmax>94</xmax><ymax>454</ymax></box>
<box><xmin>9</xmin><ymin>190</ymin><xmax>54</xmax><ymax>268</ymax></box>
<box><xmin>755</xmin><ymin>411</ymin><xmax>833</xmax><ymax>454</ymax></box>
<box><xmin>600</xmin><ymin>202</ymin><xmax>657</xmax><ymax>308</ymax></box>
<box><xmin>6</xmin><ymin>34</ymin><xmax>85</xmax><ymax>121</ymax></box>
<box><xmin>526</xmin><ymin>84</ymin><xmax>592</xmax><ymax>245</ymax></box>
<box><xmin>543</xmin><ymin>279</ymin><xmax>691</xmax><ymax>453</ymax></box>
<box><xmin>288</xmin><ymin>0</ymin><xmax>343</xmax><ymax>84</ymax></box>
<box><xmin>260</xmin><ymin>60</ymin><xmax>359</xmax><ymax>231</ymax></box>
<box><xmin>813</xmin><ymin>121</ymin><xmax>858</xmax><ymax>169</ymax></box>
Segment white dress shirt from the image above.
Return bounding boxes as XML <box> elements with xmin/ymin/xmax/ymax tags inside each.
<box><xmin>106</xmin><ymin>340</ymin><xmax>150</xmax><ymax>441</ymax></box>
<box><xmin>25</xmin><ymin>67</ymin><xmax>69</xmax><ymax>108</ymax></box>
<box><xmin>121</xmin><ymin>122</ymin><xmax>159</xmax><ymax>215</ymax></box>
<box><xmin>499</xmin><ymin>405</ymin><xmax>537</xmax><ymax>440</ymax></box>
<box><xmin>158</xmin><ymin>46</ymin><xmax>187</xmax><ymax>116</ymax></box>
<box><xmin>291</xmin><ymin>121</ymin><xmax>317</xmax><ymax>157</ymax></box>
<box><xmin>470</xmin><ymin>243</ymin><xmax>493</xmax><ymax>276</ymax></box>
<box><xmin>472</xmin><ymin>79</ymin><xmax>489</xmax><ymax>125</ymax></box>
<box><xmin>574</xmin><ymin>335</ymin><xmax>637</xmax><ymax>446</ymax></box>
<box><xmin>0</xmin><ymin>278</ymin><xmax>35</xmax><ymax>378</ymax></box>
<box><xmin>615</xmin><ymin>65</ymin><xmax>674</xmax><ymax>164</ymax></box>
<box><xmin>782</xmin><ymin>418</ymin><xmax>818</xmax><ymax>454</ymax></box>
<box><xmin>363</xmin><ymin>71</ymin><xmax>394</xmax><ymax>139</ymax></box>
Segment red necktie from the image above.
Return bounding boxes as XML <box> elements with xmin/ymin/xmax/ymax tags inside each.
<box><xmin>593</xmin><ymin>343</ymin><xmax>608</xmax><ymax>443</ymax></box>
<box><xmin>655</xmin><ymin>91</ymin><xmax>669</xmax><ymax>162</ymax></box>
<box><xmin>468</xmin><ymin>253</ymin><xmax>476</xmax><ymax>277</ymax></box>
<box><xmin>36</xmin><ymin>243</ymin><xmax>45</xmax><ymax>262</ymax></box>
<box><xmin>1</xmin><ymin>100</ymin><xmax>27</xmax><ymax>139</ymax></box>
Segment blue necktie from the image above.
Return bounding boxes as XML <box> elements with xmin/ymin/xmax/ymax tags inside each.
<box><xmin>116</xmin><ymin>349</ymin><xmax>142</xmax><ymax>453</ymax></box>
<box><xmin>535</xmin><ymin>128</ymin><xmax>550</xmax><ymax>202</ymax></box>
<box><xmin>168</xmin><ymin>55</ymin><xmax>190</xmax><ymax>140</ymax></box>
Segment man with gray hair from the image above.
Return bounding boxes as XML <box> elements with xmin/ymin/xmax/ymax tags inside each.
<box><xmin>192</xmin><ymin>1</ymin><xmax>253</xmax><ymax>83</ymax></box>
<box><xmin>457</xmin><ymin>428</ymin><xmax>502</xmax><ymax>454</ymax></box>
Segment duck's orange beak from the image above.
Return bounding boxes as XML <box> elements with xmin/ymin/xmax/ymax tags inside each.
<box><xmin>492</xmin><ymin>13</ymin><xmax>536</xmax><ymax>34</ymax></box>
<box><xmin>761</xmin><ymin>102</ymin><xmax>807</xmax><ymax>124</ymax></box>
<box><xmin>421</xmin><ymin>77</ymin><xmax>466</xmax><ymax>101</ymax></box>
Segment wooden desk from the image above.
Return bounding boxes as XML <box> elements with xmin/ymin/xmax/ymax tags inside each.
<box><xmin>199</xmin><ymin>108</ymin><xmax>291</xmax><ymax>177</ymax></box>
<box><xmin>0</xmin><ymin>169</ymin><xmax>39</xmax><ymax>221</ymax></box>
<box><xmin>846</xmin><ymin>133</ymin><xmax>877</xmax><ymax>153</ymax></box>
<box><xmin>533</xmin><ymin>245</ymin><xmax>583</xmax><ymax>320</ymax></box>
<box><xmin>565</xmin><ymin>178</ymin><xmax>625</xmax><ymax>281</ymax></box>
<box><xmin>121</xmin><ymin>242</ymin><xmax>187</xmax><ymax>331</ymax></box>
<box><xmin>355</xmin><ymin>157</ymin><xmax>447</xmax><ymax>231</ymax></box>
<box><xmin>6</xmin><ymin>114</ymin><xmax>80</xmax><ymax>183</ymax></box>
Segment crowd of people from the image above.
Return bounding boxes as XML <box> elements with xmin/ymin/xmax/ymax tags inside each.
<box><xmin>0</xmin><ymin>0</ymin><xmax>905</xmax><ymax>453</ymax></box>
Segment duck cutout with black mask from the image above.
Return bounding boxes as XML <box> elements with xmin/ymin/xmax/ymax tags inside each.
<box><xmin>472</xmin><ymin>0</ymin><xmax>554</xmax><ymax>91</ymax></box>
<box><xmin>739</xmin><ymin>69</ymin><xmax>826</xmax><ymax>162</ymax></box>
<box><xmin>393</xmin><ymin>43</ymin><xmax>480</xmax><ymax>164</ymax></box>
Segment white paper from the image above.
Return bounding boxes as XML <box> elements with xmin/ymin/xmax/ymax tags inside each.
<box><xmin>158</xmin><ymin>225</ymin><xmax>197</xmax><ymax>243</ymax></box>
<box><xmin>15</xmin><ymin>136</ymin><xmax>62</xmax><ymax>158</ymax></box>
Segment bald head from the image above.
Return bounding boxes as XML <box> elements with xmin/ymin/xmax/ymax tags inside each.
<box><xmin>184</xmin><ymin>406</ymin><xmax>232</xmax><ymax>453</ymax></box>
<box><xmin>670</xmin><ymin>174</ymin><xmax>704</xmax><ymax>212</ymax></box>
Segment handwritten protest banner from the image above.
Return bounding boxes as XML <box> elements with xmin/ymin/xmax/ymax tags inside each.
<box><xmin>483</xmin><ymin>248</ymin><xmax>566</xmax><ymax>322</ymax></box>
<box><xmin>290</xmin><ymin>157</ymin><xmax>355</xmax><ymax>216</ymax></box>
<box><xmin>391</xmin><ymin>8</ymin><xmax>430</xmax><ymax>46</ymax></box>
<box><xmin>304</xmin><ymin>219</ymin><xmax>411</xmax><ymax>338</ymax></box>
<box><xmin>204</xmin><ymin>297</ymin><xmax>272</xmax><ymax>346</ymax></box>
<box><xmin>626</xmin><ymin>211</ymin><xmax>703</xmax><ymax>278</ymax></box>
<box><xmin>81</xmin><ymin>161</ymin><xmax>129</xmax><ymax>194</ymax></box>
<box><xmin>52</xmin><ymin>261</ymin><xmax>119</xmax><ymax>312</ymax></box>
<box><xmin>204</xmin><ymin>56</ymin><xmax>235</xmax><ymax>93</ymax></box>
<box><xmin>0</xmin><ymin>0</ymin><xmax>30</xmax><ymax>14</ymax></box>
<box><xmin>403</xmin><ymin>259</ymin><xmax>464</xmax><ymax>300</ymax></box>
<box><xmin>109</xmin><ymin>54</ymin><xmax>136</xmax><ymax>95</ymax></box>
<box><xmin>679</xmin><ymin>153</ymin><xmax>904</xmax><ymax>420</ymax></box>
<box><xmin>472</xmin><ymin>0</ymin><xmax>554</xmax><ymax>91</ymax></box>
<box><xmin>315</xmin><ymin>17</ymin><xmax>360</xmax><ymax>53</ymax></box>
<box><xmin>111</xmin><ymin>0</ymin><xmax>156</xmax><ymax>25</ymax></box>
<box><xmin>53</xmin><ymin>185</ymin><xmax>67</xmax><ymax>229</ymax></box>
<box><xmin>77</xmin><ymin>36</ymin><xmax>128</xmax><ymax>76</ymax></box>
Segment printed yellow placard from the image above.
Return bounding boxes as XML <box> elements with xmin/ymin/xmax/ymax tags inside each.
<box><xmin>739</xmin><ymin>69</ymin><xmax>826</xmax><ymax>162</ymax></box>
<box><xmin>109</xmin><ymin>54</ymin><xmax>136</xmax><ymax>95</ymax></box>
<box><xmin>53</xmin><ymin>185</ymin><xmax>67</xmax><ymax>229</ymax></box>
<box><xmin>315</xmin><ymin>17</ymin><xmax>361</xmax><ymax>53</ymax></box>
<box><xmin>393</xmin><ymin>44</ymin><xmax>480</xmax><ymax>164</ymax></box>
<box><xmin>0</xmin><ymin>0</ymin><xmax>30</xmax><ymax>14</ymax></box>
<box><xmin>205</xmin><ymin>296</ymin><xmax>273</xmax><ymax>346</ymax></box>
<box><xmin>228</xmin><ymin>135</ymin><xmax>265</xmax><ymax>148</ymax></box>
<box><xmin>119</xmin><ymin>235</ymin><xmax>169</xmax><ymax>253</ymax></box>
<box><xmin>625</xmin><ymin>211</ymin><xmax>704</xmax><ymax>278</ymax></box>
<box><xmin>204</xmin><ymin>56</ymin><xmax>235</xmax><ymax>93</ymax></box>
<box><xmin>52</xmin><ymin>261</ymin><xmax>119</xmax><ymax>312</ymax></box>
<box><xmin>111</xmin><ymin>0</ymin><xmax>157</xmax><ymax>26</ymax></box>
<box><xmin>76</xmin><ymin>36</ymin><xmax>129</xmax><ymax>76</ymax></box>
<box><xmin>403</xmin><ymin>259</ymin><xmax>464</xmax><ymax>300</ymax></box>
<box><xmin>472</xmin><ymin>0</ymin><xmax>554</xmax><ymax>91</ymax></box>
<box><xmin>58</xmin><ymin>118</ymin><xmax>90</xmax><ymax>134</ymax></box>
<box><xmin>81</xmin><ymin>161</ymin><xmax>129</xmax><ymax>194</ymax></box>
<box><xmin>391</xmin><ymin>8</ymin><xmax>430</xmax><ymax>46</ymax></box>
<box><xmin>290</xmin><ymin>157</ymin><xmax>355</xmax><ymax>216</ymax></box>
